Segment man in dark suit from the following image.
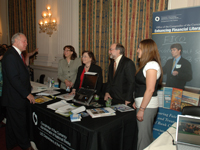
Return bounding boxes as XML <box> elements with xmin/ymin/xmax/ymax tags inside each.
<box><xmin>104</xmin><ymin>43</ymin><xmax>136</xmax><ymax>105</ymax></box>
<box><xmin>2</xmin><ymin>33</ymin><xmax>35</xmax><ymax>150</ymax></box>
<box><xmin>163</xmin><ymin>43</ymin><xmax>192</xmax><ymax>89</ymax></box>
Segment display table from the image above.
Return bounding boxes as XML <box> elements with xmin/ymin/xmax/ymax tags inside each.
<box><xmin>145</xmin><ymin>123</ymin><xmax>176</xmax><ymax>150</ymax></box>
<box><xmin>30</xmin><ymin>86</ymin><xmax>137</xmax><ymax>150</ymax></box>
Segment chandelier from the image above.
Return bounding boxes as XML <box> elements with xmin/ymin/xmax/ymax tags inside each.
<box><xmin>38</xmin><ymin>4</ymin><xmax>57</xmax><ymax>37</ymax></box>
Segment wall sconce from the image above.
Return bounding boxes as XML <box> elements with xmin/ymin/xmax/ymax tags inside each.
<box><xmin>38</xmin><ymin>4</ymin><xmax>57</xmax><ymax>37</ymax></box>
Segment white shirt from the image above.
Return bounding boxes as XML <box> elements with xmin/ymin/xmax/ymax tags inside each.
<box><xmin>135</xmin><ymin>61</ymin><xmax>161</xmax><ymax>108</ymax></box>
<box><xmin>12</xmin><ymin>45</ymin><xmax>22</xmax><ymax>55</ymax></box>
<box><xmin>114</xmin><ymin>55</ymin><xmax>122</xmax><ymax>70</ymax></box>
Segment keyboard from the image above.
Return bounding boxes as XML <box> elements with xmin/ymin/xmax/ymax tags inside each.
<box><xmin>77</xmin><ymin>88</ymin><xmax>94</xmax><ymax>96</ymax></box>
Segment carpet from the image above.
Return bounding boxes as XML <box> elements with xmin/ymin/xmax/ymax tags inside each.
<box><xmin>0</xmin><ymin>122</ymin><xmax>22</xmax><ymax>150</ymax></box>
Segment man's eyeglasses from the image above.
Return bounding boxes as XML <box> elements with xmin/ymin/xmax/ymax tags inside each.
<box><xmin>109</xmin><ymin>48</ymin><xmax>116</xmax><ymax>51</ymax></box>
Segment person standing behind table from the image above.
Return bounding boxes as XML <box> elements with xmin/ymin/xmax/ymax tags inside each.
<box><xmin>132</xmin><ymin>39</ymin><xmax>163</xmax><ymax>150</ymax></box>
<box><xmin>2</xmin><ymin>33</ymin><xmax>35</xmax><ymax>150</ymax></box>
<box><xmin>70</xmin><ymin>51</ymin><xmax>103</xmax><ymax>95</ymax></box>
<box><xmin>58</xmin><ymin>45</ymin><xmax>82</xmax><ymax>91</ymax></box>
<box><xmin>104</xmin><ymin>43</ymin><xmax>136</xmax><ymax>105</ymax></box>
<box><xmin>21</xmin><ymin>49</ymin><xmax>39</xmax><ymax>81</ymax></box>
<box><xmin>0</xmin><ymin>46</ymin><xmax>6</xmax><ymax>125</ymax></box>
<box><xmin>22</xmin><ymin>48</ymin><xmax>39</xmax><ymax>66</ymax></box>
<box><xmin>162</xmin><ymin>43</ymin><xmax>192</xmax><ymax>89</ymax></box>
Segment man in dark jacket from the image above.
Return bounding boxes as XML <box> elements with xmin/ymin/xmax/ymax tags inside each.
<box><xmin>2</xmin><ymin>33</ymin><xmax>35</xmax><ymax>150</ymax></box>
<box><xmin>163</xmin><ymin>43</ymin><xmax>192</xmax><ymax>89</ymax></box>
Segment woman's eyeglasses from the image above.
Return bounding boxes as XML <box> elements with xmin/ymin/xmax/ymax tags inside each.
<box><xmin>64</xmin><ymin>50</ymin><xmax>71</xmax><ymax>52</ymax></box>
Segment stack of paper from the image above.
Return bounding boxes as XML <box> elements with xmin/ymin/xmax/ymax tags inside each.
<box><xmin>47</xmin><ymin>100</ymin><xmax>86</xmax><ymax>117</ymax></box>
<box><xmin>71</xmin><ymin>106</ymin><xmax>86</xmax><ymax>114</ymax></box>
<box><xmin>36</xmin><ymin>90</ymin><xmax>60</xmax><ymax>96</ymax></box>
<box><xmin>47</xmin><ymin>100</ymin><xmax>69</xmax><ymax>110</ymax></box>
<box><xmin>55</xmin><ymin>104</ymin><xmax>77</xmax><ymax>114</ymax></box>
<box><xmin>56</xmin><ymin>93</ymin><xmax>75</xmax><ymax>101</ymax></box>
<box><xmin>86</xmin><ymin>107</ymin><xmax>116</xmax><ymax>118</ymax></box>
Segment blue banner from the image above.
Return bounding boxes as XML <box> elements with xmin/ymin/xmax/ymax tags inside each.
<box><xmin>153</xmin><ymin>6</ymin><xmax>200</xmax><ymax>33</ymax></box>
<box><xmin>152</xmin><ymin>6</ymin><xmax>200</xmax><ymax>89</ymax></box>
<box><xmin>153</xmin><ymin>107</ymin><xmax>181</xmax><ymax>139</ymax></box>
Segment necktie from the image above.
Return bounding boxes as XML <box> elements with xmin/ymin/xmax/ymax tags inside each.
<box><xmin>113</xmin><ymin>61</ymin><xmax>116</xmax><ymax>76</ymax></box>
<box><xmin>172</xmin><ymin>59</ymin><xmax>176</xmax><ymax>71</ymax></box>
<box><xmin>20</xmin><ymin>54</ymin><xmax>26</xmax><ymax>66</ymax></box>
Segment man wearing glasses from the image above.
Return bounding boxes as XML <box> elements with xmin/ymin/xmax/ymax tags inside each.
<box><xmin>104</xmin><ymin>43</ymin><xmax>136</xmax><ymax>105</ymax></box>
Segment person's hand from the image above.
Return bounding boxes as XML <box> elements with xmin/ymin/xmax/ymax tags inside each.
<box><xmin>27</xmin><ymin>94</ymin><xmax>35</xmax><ymax>104</ymax></box>
<box><xmin>35</xmin><ymin>48</ymin><xmax>39</xmax><ymax>53</ymax></box>
<box><xmin>172</xmin><ymin>71</ymin><xmax>178</xmax><ymax>76</ymax></box>
<box><xmin>65</xmin><ymin>79</ymin><xmax>72</xmax><ymax>88</ymax></box>
<box><xmin>132</xmin><ymin>102</ymin><xmax>136</xmax><ymax>109</ymax></box>
<box><xmin>104</xmin><ymin>92</ymin><xmax>112</xmax><ymax>101</ymax></box>
<box><xmin>69</xmin><ymin>89</ymin><xmax>76</xmax><ymax>95</ymax></box>
<box><xmin>125</xmin><ymin>101</ymin><xmax>130</xmax><ymax>106</ymax></box>
<box><xmin>69</xmin><ymin>82</ymin><xmax>73</xmax><ymax>88</ymax></box>
<box><xmin>137</xmin><ymin>109</ymin><xmax>144</xmax><ymax>122</ymax></box>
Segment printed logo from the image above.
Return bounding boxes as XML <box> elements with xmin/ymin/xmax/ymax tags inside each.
<box><xmin>32</xmin><ymin>112</ymin><xmax>38</xmax><ymax>125</ymax></box>
<box><xmin>155</xmin><ymin>16</ymin><xmax>160</xmax><ymax>22</ymax></box>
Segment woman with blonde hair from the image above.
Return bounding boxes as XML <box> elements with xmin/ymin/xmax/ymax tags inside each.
<box><xmin>133</xmin><ymin>39</ymin><xmax>163</xmax><ymax>150</ymax></box>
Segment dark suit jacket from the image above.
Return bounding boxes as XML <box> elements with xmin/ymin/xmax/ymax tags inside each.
<box><xmin>163</xmin><ymin>57</ymin><xmax>192</xmax><ymax>89</ymax></box>
<box><xmin>73</xmin><ymin>64</ymin><xmax>103</xmax><ymax>95</ymax></box>
<box><xmin>2</xmin><ymin>47</ymin><xmax>31</xmax><ymax>109</ymax></box>
<box><xmin>106</xmin><ymin>55</ymin><xmax>136</xmax><ymax>103</ymax></box>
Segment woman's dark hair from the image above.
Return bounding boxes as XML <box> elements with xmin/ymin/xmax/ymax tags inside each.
<box><xmin>82</xmin><ymin>50</ymin><xmax>96</xmax><ymax>64</ymax></box>
<box><xmin>63</xmin><ymin>45</ymin><xmax>77</xmax><ymax>60</ymax></box>
<box><xmin>1</xmin><ymin>44</ymin><xmax>9</xmax><ymax>49</ymax></box>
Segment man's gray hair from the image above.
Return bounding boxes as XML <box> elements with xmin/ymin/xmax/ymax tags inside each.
<box><xmin>11</xmin><ymin>33</ymin><xmax>25</xmax><ymax>44</ymax></box>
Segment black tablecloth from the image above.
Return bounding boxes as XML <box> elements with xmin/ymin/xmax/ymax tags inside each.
<box><xmin>30</xmin><ymin>90</ymin><xmax>137</xmax><ymax>150</ymax></box>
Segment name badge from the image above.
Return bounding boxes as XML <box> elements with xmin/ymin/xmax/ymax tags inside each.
<box><xmin>176</xmin><ymin>64</ymin><xmax>181</xmax><ymax>69</ymax></box>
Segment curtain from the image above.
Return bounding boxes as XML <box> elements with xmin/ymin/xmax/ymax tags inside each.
<box><xmin>79</xmin><ymin>0</ymin><xmax>168</xmax><ymax>82</ymax></box>
<box><xmin>8</xmin><ymin>0</ymin><xmax>36</xmax><ymax>64</ymax></box>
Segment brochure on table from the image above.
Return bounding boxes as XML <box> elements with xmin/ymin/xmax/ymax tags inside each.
<box><xmin>111</xmin><ymin>104</ymin><xmax>134</xmax><ymax>112</ymax></box>
<box><xmin>47</xmin><ymin>100</ymin><xmax>86</xmax><ymax>117</ymax></box>
<box><xmin>56</xmin><ymin>93</ymin><xmax>75</xmax><ymax>101</ymax></box>
<box><xmin>35</xmin><ymin>96</ymin><xmax>53</xmax><ymax>104</ymax></box>
<box><xmin>161</xmin><ymin>87</ymin><xmax>199</xmax><ymax>111</ymax></box>
<box><xmin>47</xmin><ymin>100</ymin><xmax>68</xmax><ymax>110</ymax></box>
<box><xmin>31</xmin><ymin>81</ymin><xmax>59</xmax><ymax>93</ymax></box>
<box><xmin>70</xmin><ymin>114</ymin><xmax>82</xmax><ymax>122</ymax></box>
<box><xmin>86</xmin><ymin>107</ymin><xmax>116</xmax><ymax>118</ymax></box>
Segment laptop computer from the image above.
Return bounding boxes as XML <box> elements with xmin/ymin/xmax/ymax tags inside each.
<box><xmin>175</xmin><ymin>115</ymin><xmax>200</xmax><ymax>150</ymax></box>
<box><xmin>73</xmin><ymin>72</ymin><xmax>98</xmax><ymax>106</ymax></box>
